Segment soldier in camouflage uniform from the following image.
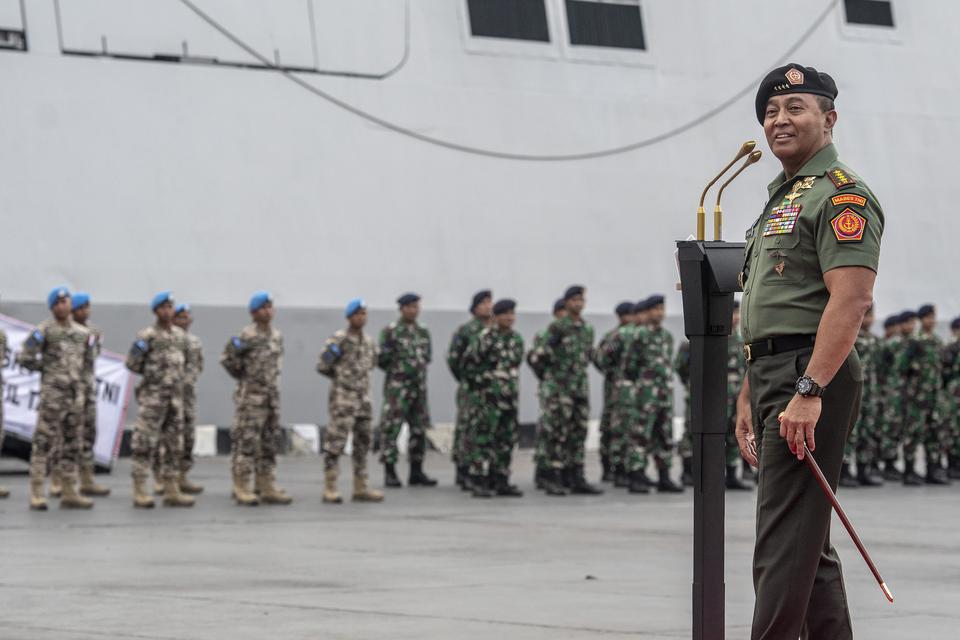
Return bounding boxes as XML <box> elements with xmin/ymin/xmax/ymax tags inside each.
<box><xmin>69</xmin><ymin>292</ymin><xmax>111</xmax><ymax>498</ymax></box>
<box><xmin>530</xmin><ymin>286</ymin><xmax>602</xmax><ymax>496</ymax></box>
<box><xmin>378</xmin><ymin>293</ymin><xmax>436</xmax><ymax>488</ymax></box>
<box><xmin>840</xmin><ymin>304</ymin><xmax>884</xmax><ymax>487</ymax></box>
<box><xmin>592</xmin><ymin>302</ymin><xmax>636</xmax><ymax>483</ymax></box>
<box><xmin>316</xmin><ymin>298</ymin><xmax>384</xmax><ymax>504</ymax></box>
<box><xmin>461</xmin><ymin>299</ymin><xmax>524</xmax><ymax>498</ymax></box>
<box><xmin>447</xmin><ymin>290</ymin><xmax>492</xmax><ymax>489</ymax></box>
<box><xmin>872</xmin><ymin>314</ymin><xmax>898</xmax><ymax>479</ymax></box>
<box><xmin>221</xmin><ymin>291</ymin><xmax>291</xmax><ymax>506</ymax></box>
<box><xmin>644</xmin><ymin>295</ymin><xmax>683</xmax><ymax>493</ymax></box>
<box><xmin>0</xmin><ymin>324</ymin><xmax>7</xmax><ymax>499</ymax></box>
<box><xmin>17</xmin><ymin>287</ymin><xmax>94</xmax><ymax>510</ymax></box>
<box><xmin>527</xmin><ymin>299</ymin><xmax>567</xmax><ymax>489</ymax></box>
<box><xmin>172</xmin><ymin>303</ymin><xmax>204</xmax><ymax>494</ymax></box>
<box><xmin>126</xmin><ymin>291</ymin><xmax>194</xmax><ymax>508</ymax></box>
<box><xmin>879</xmin><ymin>311</ymin><xmax>909</xmax><ymax>480</ymax></box>
<box><xmin>943</xmin><ymin>316</ymin><xmax>960</xmax><ymax>479</ymax></box>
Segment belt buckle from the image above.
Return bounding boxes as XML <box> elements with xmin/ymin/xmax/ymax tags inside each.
<box><xmin>743</xmin><ymin>344</ymin><xmax>752</xmax><ymax>362</ymax></box>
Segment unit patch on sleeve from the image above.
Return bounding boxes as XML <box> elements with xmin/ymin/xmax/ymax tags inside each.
<box><xmin>830</xmin><ymin>193</ymin><xmax>867</xmax><ymax>207</ymax></box>
<box><xmin>762</xmin><ymin>204</ymin><xmax>801</xmax><ymax>237</ymax></box>
<box><xmin>827</xmin><ymin>168</ymin><xmax>856</xmax><ymax>190</ymax></box>
<box><xmin>830</xmin><ymin>208</ymin><xmax>866</xmax><ymax>242</ymax></box>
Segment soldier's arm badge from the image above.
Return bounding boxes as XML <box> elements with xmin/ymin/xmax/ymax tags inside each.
<box><xmin>26</xmin><ymin>329</ymin><xmax>44</xmax><ymax>348</ymax></box>
<box><xmin>830</xmin><ymin>208</ymin><xmax>867</xmax><ymax>242</ymax></box>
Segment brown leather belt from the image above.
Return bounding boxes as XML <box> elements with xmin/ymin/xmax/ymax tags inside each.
<box><xmin>743</xmin><ymin>334</ymin><xmax>815</xmax><ymax>362</ymax></box>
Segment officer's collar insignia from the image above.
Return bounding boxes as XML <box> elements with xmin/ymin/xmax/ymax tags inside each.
<box><xmin>827</xmin><ymin>168</ymin><xmax>856</xmax><ymax>189</ymax></box>
<box><xmin>831</xmin><ymin>209</ymin><xmax>867</xmax><ymax>242</ymax></box>
<box><xmin>831</xmin><ymin>193</ymin><xmax>867</xmax><ymax>207</ymax></box>
<box><xmin>785</xmin><ymin>68</ymin><xmax>804</xmax><ymax>85</ymax></box>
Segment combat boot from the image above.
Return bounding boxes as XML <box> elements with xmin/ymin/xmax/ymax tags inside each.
<box><xmin>948</xmin><ymin>456</ymin><xmax>960</xmax><ymax>480</ymax></box>
<box><xmin>132</xmin><ymin>476</ymin><xmax>155</xmax><ymax>509</ymax></box>
<box><xmin>726</xmin><ymin>465</ymin><xmax>751</xmax><ymax>491</ymax></box>
<box><xmin>569</xmin><ymin>465</ymin><xmax>604</xmax><ymax>495</ymax></box>
<box><xmin>656</xmin><ymin>466</ymin><xmax>684</xmax><ymax>494</ymax></box>
<box><xmin>681</xmin><ymin>457</ymin><xmax>694</xmax><ymax>487</ymax></box>
<box><xmin>470</xmin><ymin>474</ymin><xmax>494</xmax><ymax>498</ymax></box>
<box><xmin>178</xmin><ymin>472</ymin><xmax>204</xmax><ymax>495</ymax></box>
<box><xmin>60</xmin><ymin>476</ymin><xmax>94</xmax><ymax>509</ymax></box>
<box><xmin>534</xmin><ymin>466</ymin><xmax>545</xmax><ymax>490</ymax></box>
<box><xmin>613</xmin><ymin>464</ymin><xmax>630</xmax><ymax>488</ymax></box>
<box><xmin>383</xmin><ymin>463</ymin><xmax>402</xmax><ymax>488</ymax></box>
<box><xmin>29</xmin><ymin>478</ymin><xmax>48</xmax><ymax>511</ymax></box>
<box><xmin>352</xmin><ymin>472</ymin><xmax>384</xmax><ymax>502</ymax></box>
<box><xmin>49</xmin><ymin>469</ymin><xmax>62</xmax><ymax>498</ymax></box>
<box><xmin>455</xmin><ymin>465</ymin><xmax>466</xmax><ymax>488</ymax></box>
<box><xmin>542</xmin><ymin>469</ymin><xmax>568</xmax><ymax>496</ymax></box>
<box><xmin>858</xmin><ymin>465</ymin><xmax>883</xmax><ymax>487</ymax></box>
<box><xmin>153</xmin><ymin>473</ymin><xmax>165</xmax><ymax>495</ymax></box>
<box><xmin>79</xmin><ymin>465</ymin><xmax>111</xmax><ymax>497</ymax></box>
<box><xmin>627</xmin><ymin>470</ymin><xmax>651</xmax><ymax>494</ymax></box>
<box><xmin>494</xmin><ymin>473</ymin><xmax>523</xmax><ymax>497</ymax></box>
<box><xmin>882</xmin><ymin>458</ymin><xmax>902</xmax><ymax>482</ymax></box>
<box><xmin>600</xmin><ymin>457</ymin><xmax>612</xmax><ymax>483</ymax></box>
<box><xmin>408</xmin><ymin>461</ymin><xmax>438</xmax><ymax>487</ymax></box>
<box><xmin>902</xmin><ymin>463</ymin><xmax>923</xmax><ymax>486</ymax></box>
<box><xmin>257</xmin><ymin>473</ymin><xmax>293</xmax><ymax>505</ymax></box>
<box><xmin>839</xmin><ymin>463</ymin><xmax>859</xmax><ymax>488</ymax></box>
<box><xmin>925</xmin><ymin>464</ymin><xmax>950</xmax><ymax>486</ymax></box>
<box><xmin>323</xmin><ymin>468</ymin><xmax>343</xmax><ymax>504</ymax></box>
<box><xmin>232</xmin><ymin>473</ymin><xmax>259</xmax><ymax>506</ymax></box>
<box><xmin>162</xmin><ymin>478</ymin><xmax>195</xmax><ymax>507</ymax></box>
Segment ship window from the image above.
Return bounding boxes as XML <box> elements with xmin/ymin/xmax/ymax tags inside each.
<box><xmin>566</xmin><ymin>0</ymin><xmax>645</xmax><ymax>50</ymax></box>
<box><xmin>467</xmin><ymin>0</ymin><xmax>550</xmax><ymax>42</ymax></box>
<box><xmin>844</xmin><ymin>0</ymin><xmax>895</xmax><ymax>27</ymax></box>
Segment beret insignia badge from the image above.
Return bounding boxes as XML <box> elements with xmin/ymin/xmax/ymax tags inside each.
<box><xmin>785</xmin><ymin>68</ymin><xmax>804</xmax><ymax>85</ymax></box>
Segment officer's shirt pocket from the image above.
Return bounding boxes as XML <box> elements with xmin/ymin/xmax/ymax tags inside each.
<box><xmin>759</xmin><ymin>231</ymin><xmax>804</xmax><ymax>285</ymax></box>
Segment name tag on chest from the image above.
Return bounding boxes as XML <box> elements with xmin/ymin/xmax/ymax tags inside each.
<box><xmin>762</xmin><ymin>204</ymin><xmax>801</xmax><ymax>237</ymax></box>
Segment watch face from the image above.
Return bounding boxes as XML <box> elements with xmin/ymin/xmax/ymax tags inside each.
<box><xmin>798</xmin><ymin>377</ymin><xmax>813</xmax><ymax>395</ymax></box>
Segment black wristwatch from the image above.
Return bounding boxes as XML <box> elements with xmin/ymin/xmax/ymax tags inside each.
<box><xmin>795</xmin><ymin>375</ymin><xmax>825</xmax><ymax>398</ymax></box>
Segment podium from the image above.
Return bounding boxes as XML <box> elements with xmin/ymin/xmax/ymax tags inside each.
<box><xmin>676</xmin><ymin>240</ymin><xmax>745</xmax><ymax>640</ymax></box>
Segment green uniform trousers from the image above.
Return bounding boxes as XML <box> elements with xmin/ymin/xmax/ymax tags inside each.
<box><xmin>748</xmin><ymin>347</ymin><xmax>860</xmax><ymax>640</ymax></box>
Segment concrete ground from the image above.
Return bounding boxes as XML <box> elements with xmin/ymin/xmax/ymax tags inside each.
<box><xmin>0</xmin><ymin>454</ymin><xmax>957</xmax><ymax>640</ymax></box>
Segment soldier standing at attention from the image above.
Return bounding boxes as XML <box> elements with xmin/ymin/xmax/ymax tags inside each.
<box><xmin>535</xmin><ymin>286</ymin><xmax>602</xmax><ymax>496</ymax></box>
<box><xmin>18</xmin><ymin>287</ymin><xmax>93</xmax><ymax>510</ymax></box>
<box><xmin>645</xmin><ymin>295</ymin><xmax>684</xmax><ymax>493</ymax></box>
<box><xmin>378</xmin><ymin>293</ymin><xmax>436</xmax><ymax>488</ymax></box>
<box><xmin>221</xmin><ymin>291</ymin><xmax>292</xmax><ymax>506</ymax></box>
<box><xmin>735</xmin><ymin>64</ymin><xmax>883</xmax><ymax>639</ymax></box>
<box><xmin>69</xmin><ymin>292</ymin><xmax>111</xmax><ymax>498</ymax></box>
<box><xmin>316</xmin><ymin>299</ymin><xmax>384</xmax><ymax>504</ymax></box>
<box><xmin>527</xmin><ymin>298</ymin><xmax>567</xmax><ymax>490</ymax></box>
<box><xmin>872</xmin><ymin>314</ymin><xmax>899</xmax><ymax>479</ymax></box>
<box><xmin>592</xmin><ymin>302</ymin><xmax>636</xmax><ymax>483</ymax></box>
<box><xmin>943</xmin><ymin>317</ymin><xmax>960</xmax><ymax>479</ymax></box>
<box><xmin>840</xmin><ymin>304</ymin><xmax>883</xmax><ymax>487</ymax></box>
<box><xmin>879</xmin><ymin>311</ymin><xmax>910</xmax><ymax>480</ymax></box>
<box><xmin>447</xmin><ymin>290</ymin><xmax>492</xmax><ymax>489</ymax></box>
<box><xmin>172</xmin><ymin>303</ymin><xmax>204</xmax><ymax>495</ymax></box>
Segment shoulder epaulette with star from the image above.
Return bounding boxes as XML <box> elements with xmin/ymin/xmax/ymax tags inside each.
<box><xmin>827</xmin><ymin>167</ymin><xmax>856</xmax><ymax>190</ymax></box>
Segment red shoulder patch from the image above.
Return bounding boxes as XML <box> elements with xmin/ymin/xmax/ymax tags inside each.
<box><xmin>831</xmin><ymin>208</ymin><xmax>867</xmax><ymax>242</ymax></box>
<box><xmin>827</xmin><ymin>168</ymin><xmax>856</xmax><ymax>190</ymax></box>
<box><xmin>831</xmin><ymin>193</ymin><xmax>867</xmax><ymax>207</ymax></box>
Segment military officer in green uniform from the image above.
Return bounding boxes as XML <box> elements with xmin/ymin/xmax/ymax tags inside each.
<box><xmin>735</xmin><ymin>64</ymin><xmax>884</xmax><ymax>640</ymax></box>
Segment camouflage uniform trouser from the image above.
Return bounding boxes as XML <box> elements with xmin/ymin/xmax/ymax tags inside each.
<box><xmin>180</xmin><ymin>384</ymin><xmax>197</xmax><ymax>473</ymax></box>
<box><xmin>79</xmin><ymin>380</ymin><xmax>97</xmax><ymax>470</ymax></box>
<box><xmin>30</xmin><ymin>383</ymin><xmax>82</xmax><ymax>481</ymax></box>
<box><xmin>610</xmin><ymin>381</ymin><xmax>646</xmax><ymax>473</ymax></box>
<box><xmin>131</xmin><ymin>386</ymin><xmax>184</xmax><ymax>483</ymax></box>
<box><xmin>598</xmin><ymin>377</ymin><xmax>613</xmax><ymax>464</ymax></box>
<box><xmin>540</xmin><ymin>392</ymin><xmax>588</xmax><ymax>470</ymax></box>
<box><xmin>843</xmin><ymin>406</ymin><xmax>879</xmax><ymax>468</ymax></box>
<box><xmin>378</xmin><ymin>381</ymin><xmax>429</xmax><ymax>465</ymax></box>
<box><xmin>230</xmin><ymin>385</ymin><xmax>281</xmax><ymax>478</ymax></box>
<box><xmin>323</xmin><ymin>388</ymin><xmax>373</xmax><ymax>476</ymax></box>
<box><xmin>452</xmin><ymin>384</ymin><xmax>467</xmax><ymax>465</ymax></box>
<box><xmin>462</xmin><ymin>391</ymin><xmax>518</xmax><ymax>477</ymax></box>
<box><xmin>946</xmin><ymin>383</ymin><xmax>960</xmax><ymax>459</ymax></box>
<box><xmin>878</xmin><ymin>396</ymin><xmax>902</xmax><ymax>462</ymax></box>
<box><xmin>648</xmin><ymin>401</ymin><xmax>675</xmax><ymax>470</ymax></box>
<box><xmin>902</xmin><ymin>401</ymin><xmax>945</xmax><ymax>467</ymax></box>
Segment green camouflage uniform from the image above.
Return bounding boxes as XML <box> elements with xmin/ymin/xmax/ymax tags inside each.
<box><xmin>221</xmin><ymin>324</ymin><xmax>284</xmax><ymax>479</ymax></box>
<box><xmin>526</xmin><ymin>328</ymin><xmax>550</xmax><ymax>471</ymax></box>
<box><xmin>592</xmin><ymin>326</ymin><xmax>621</xmax><ymax>468</ymax></box>
<box><xmin>180</xmin><ymin>332</ymin><xmax>203</xmax><ymax>473</ymax></box>
<box><xmin>942</xmin><ymin>337</ymin><xmax>960</xmax><ymax>463</ymax></box>
<box><xmin>317</xmin><ymin>329</ymin><xmax>378</xmax><ymax>475</ymax></box>
<box><xmin>447</xmin><ymin>318</ymin><xmax>487</xmax><ymax>466</ymax></box>
<box><xmin>879</xmin><ymin>334</ymin><xmax>905</xmax><ymax>461</ymax></box>
<box><xmin>377</xmin><ymin>320</ymin><xmax>431</xmax><ymax>465</ymax></box>
<box><xmin>675</xmin><ymin>340</ymin><xmax>692</xmax><ymax>461</ymax></box>
<box><xmin>646</xmin><ymin>326</ymin><xmax>675</xmax><ymax>470</ymax></box>
<box><xmin>126</xmin><ymin>324</ymin><xmax>187</xmax><ymax>483</ymax></box>
<box><xmin>901</xmin><ymin>331</ymin><xmax>945</xmax><ymax>468</ymax></box>
<box><xmin>18</xmin><ymin>321</ymin><xmax>90</xmax><ymax>483</ymax></box>
<box><xmin>845</xmin><ymin>329</ymin><xmax>880</xmax><ymax>468</ymax></box>
<box><xmin>461</xmin><ymin>326</ymin><xmax>524</xmax><ymax>477</ymax></box>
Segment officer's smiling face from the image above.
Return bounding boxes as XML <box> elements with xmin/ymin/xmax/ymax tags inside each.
<box><xmin>763</xmin><ymin>94</ymin><xmax>836</xmax><ymax>173</ymax></box>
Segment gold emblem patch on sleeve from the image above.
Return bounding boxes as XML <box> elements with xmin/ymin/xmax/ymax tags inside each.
<box><xmin>830</xmin><ymin>209</ymin><xmax>867</xmax><ymax>242</ymax></box>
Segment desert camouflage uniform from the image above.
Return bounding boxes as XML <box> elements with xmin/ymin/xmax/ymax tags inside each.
<box><xmin>447</xmin><ymin>318</ymin><xmax>487</xmax><ymax>466</ymax></box>
<box><xmin>76</xmin><ymin>324</ymin><xmax>102</xmax><ymax>471</ymax></box>
<box><xmin>18</xmin><ymin>320</ymin><xmax>90</xmax><ymax>483</ymax></box>
<box><xmin>845</xmin><ymin>329</ymin><xmax>881</xmax><ymax>468</ymax></box>
<box><xmin>180</xmin><ymin>332</ymin><xmax>203</xmax><ymax>472</ymax></box>
<box><xmin>901</xmin><ymin>331</ymin><xmax>946</xmax><ymax>468</ymax></box>
<box><xmin>317</xmin><ymin>329</ymin><xmax>378</xmax><ymax>475</ymax></box>
<box><xmin>377</xmin><ymin>320</ymin><xmax>431</xmax><ymax>465</ymax></box>
<box><xmin>221</xmin><ymin>324</ymin><xmax>284</xmax><ymax>479</ymax></box>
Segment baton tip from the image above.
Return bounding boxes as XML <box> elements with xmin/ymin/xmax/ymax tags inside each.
<box><xmin>881</xmin><ymin>582</ymin><xmax>894</xmax><ymax>603</ymax></box>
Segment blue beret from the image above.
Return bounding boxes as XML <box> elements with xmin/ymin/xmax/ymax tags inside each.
<box><xmin>345</xmin><ymin>297</ymin><xmax>366</xmax><ymax>318</ymax></box>
<box><xmin>647</xmin><ymin>294</ymin><xmax>666</xmax><ymax>307</ymax></box>
<box><xmin>151</xmin><ymin>291</ymin><xmax>173</xmax><ymax>311</ymax></box>
<box><xmin>175</xmin><ymin>303</ymin><xmax>191</xmax><ymax>315</ymax></box>
<box><xmin>553</xmin><ymin>298</ymin><xmax>566</xmax><ymax>314</ymax></box>
<box><xmin>397</xmin><ymin>292</ymin><xmax>420</xmax><ymax>307</ymax></box>
<box><xmin>917</xmin><ymin>304</ymin><xmax>935</xmax><ymax>319</ymax></box>
<box><xmin>563</xmin><ymin>285</ymin><xmax>585</xmax><ymax>301</ymax></box>
<box><xmin>883</xmin><ymin>315</ymin><xmax>899</xmax><ymax>329</ymax></box>
<box><xmin>493</xmin><ymin>299</ymin><xmax>516</xmax><ymax>316</ymax></box>
<box><xmin>470</xmin><ymin>289</ymin><xmax>492</xmax><ymax>312</ymax></box>
<box><xmin>249</xmin><ymin>291</ymin><xmax>272</xmax><ymax>313</ymax></box>
<box><xmin>951</xmin><ymin>317</ymin><xmax>960</xmax><ymax>331</ymax></box>
<box><xmin>615</xmin><ymin>301</ymin><xmax>634</xmax><ymax>317</ymax></box>
<box><xmin>71</xmin><ymin>292</ymin><xmax>90</xmax><ymax>310</ymax></box>
<box><xmin>47</xmin><ymin>286</ymin><xmax>70</xmax><ymax>309</ymax></box>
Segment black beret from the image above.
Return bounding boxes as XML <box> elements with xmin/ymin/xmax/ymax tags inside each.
<box><xmin>883</xmin><ymin>315</ymin><xmax>899</xmax><ymax>329</ymax></box>
<box><xmin>493</xmin><ymin>299</ymin><xmax>516</xmax><ymax>316</ymax></box>
<box><xmin>563</xmin><ymin>285</ymin><xmax>585</xmax><ymax>301</ymax></box>
<box><xmin>900</xmin><ymin>310</ymin><xmax>918</xmax><ymax>322</ymax></box>
<box><xmin>647</xmin><ymin>294</ymin><xmax>665</xmax><ymax>307</ymax></box>
<box><xmin>470</xmin><ymin>289</ymin><xmax>492</xmax><ymax>312</ymax></box>
<box><xmin>951</xmin><ymin>317</ymin><xmax>960</xmax><ymax>331</ymax></box>
<box><xmin>634</xmin><ymin>297</ymin><xmax>651</xmax><ymax>312</ymax></box>
<box><xmin>615</xmin><ymin>301</ymin><xmax>634</xmax><ymax>317</ymax></box>
<box><xmin>397</xmin><ymin>292</ymin><xmax>420</xmax><ymax>307</ymax></box>
<box><xmin>755</xmin><ymin>63</ymin><xmax>838</xmax><ymax>123</ymax></box>
<box><xmin>553</xmin><ymin>298</ymin><xmax>566</xmax><ymax>314</ymax></box>
<box><xmin>917</xmin><ymin>304</ymin><xmax>936</xmax><ymax>318</ymax></box>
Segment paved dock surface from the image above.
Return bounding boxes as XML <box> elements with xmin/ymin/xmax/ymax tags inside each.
<box><xmin>1</xmin><ymin>454</ymin><xmax>957</xmax><ymax>639</ymax></box>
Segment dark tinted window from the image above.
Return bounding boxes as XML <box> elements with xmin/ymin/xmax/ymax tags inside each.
<box><xmin>844</xmin><ymin>0</ymin><xmax>895</xmax><ymax>27</ymax></box>
<box><xmin>566</xmin><ymin>0</ymin><xmax>645</xmax><ymax>50</ymax></box>
<box><xmin>467</xmin><ymin>0</ymin><xmax>550</xmax><ymax>42</ymax></box>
